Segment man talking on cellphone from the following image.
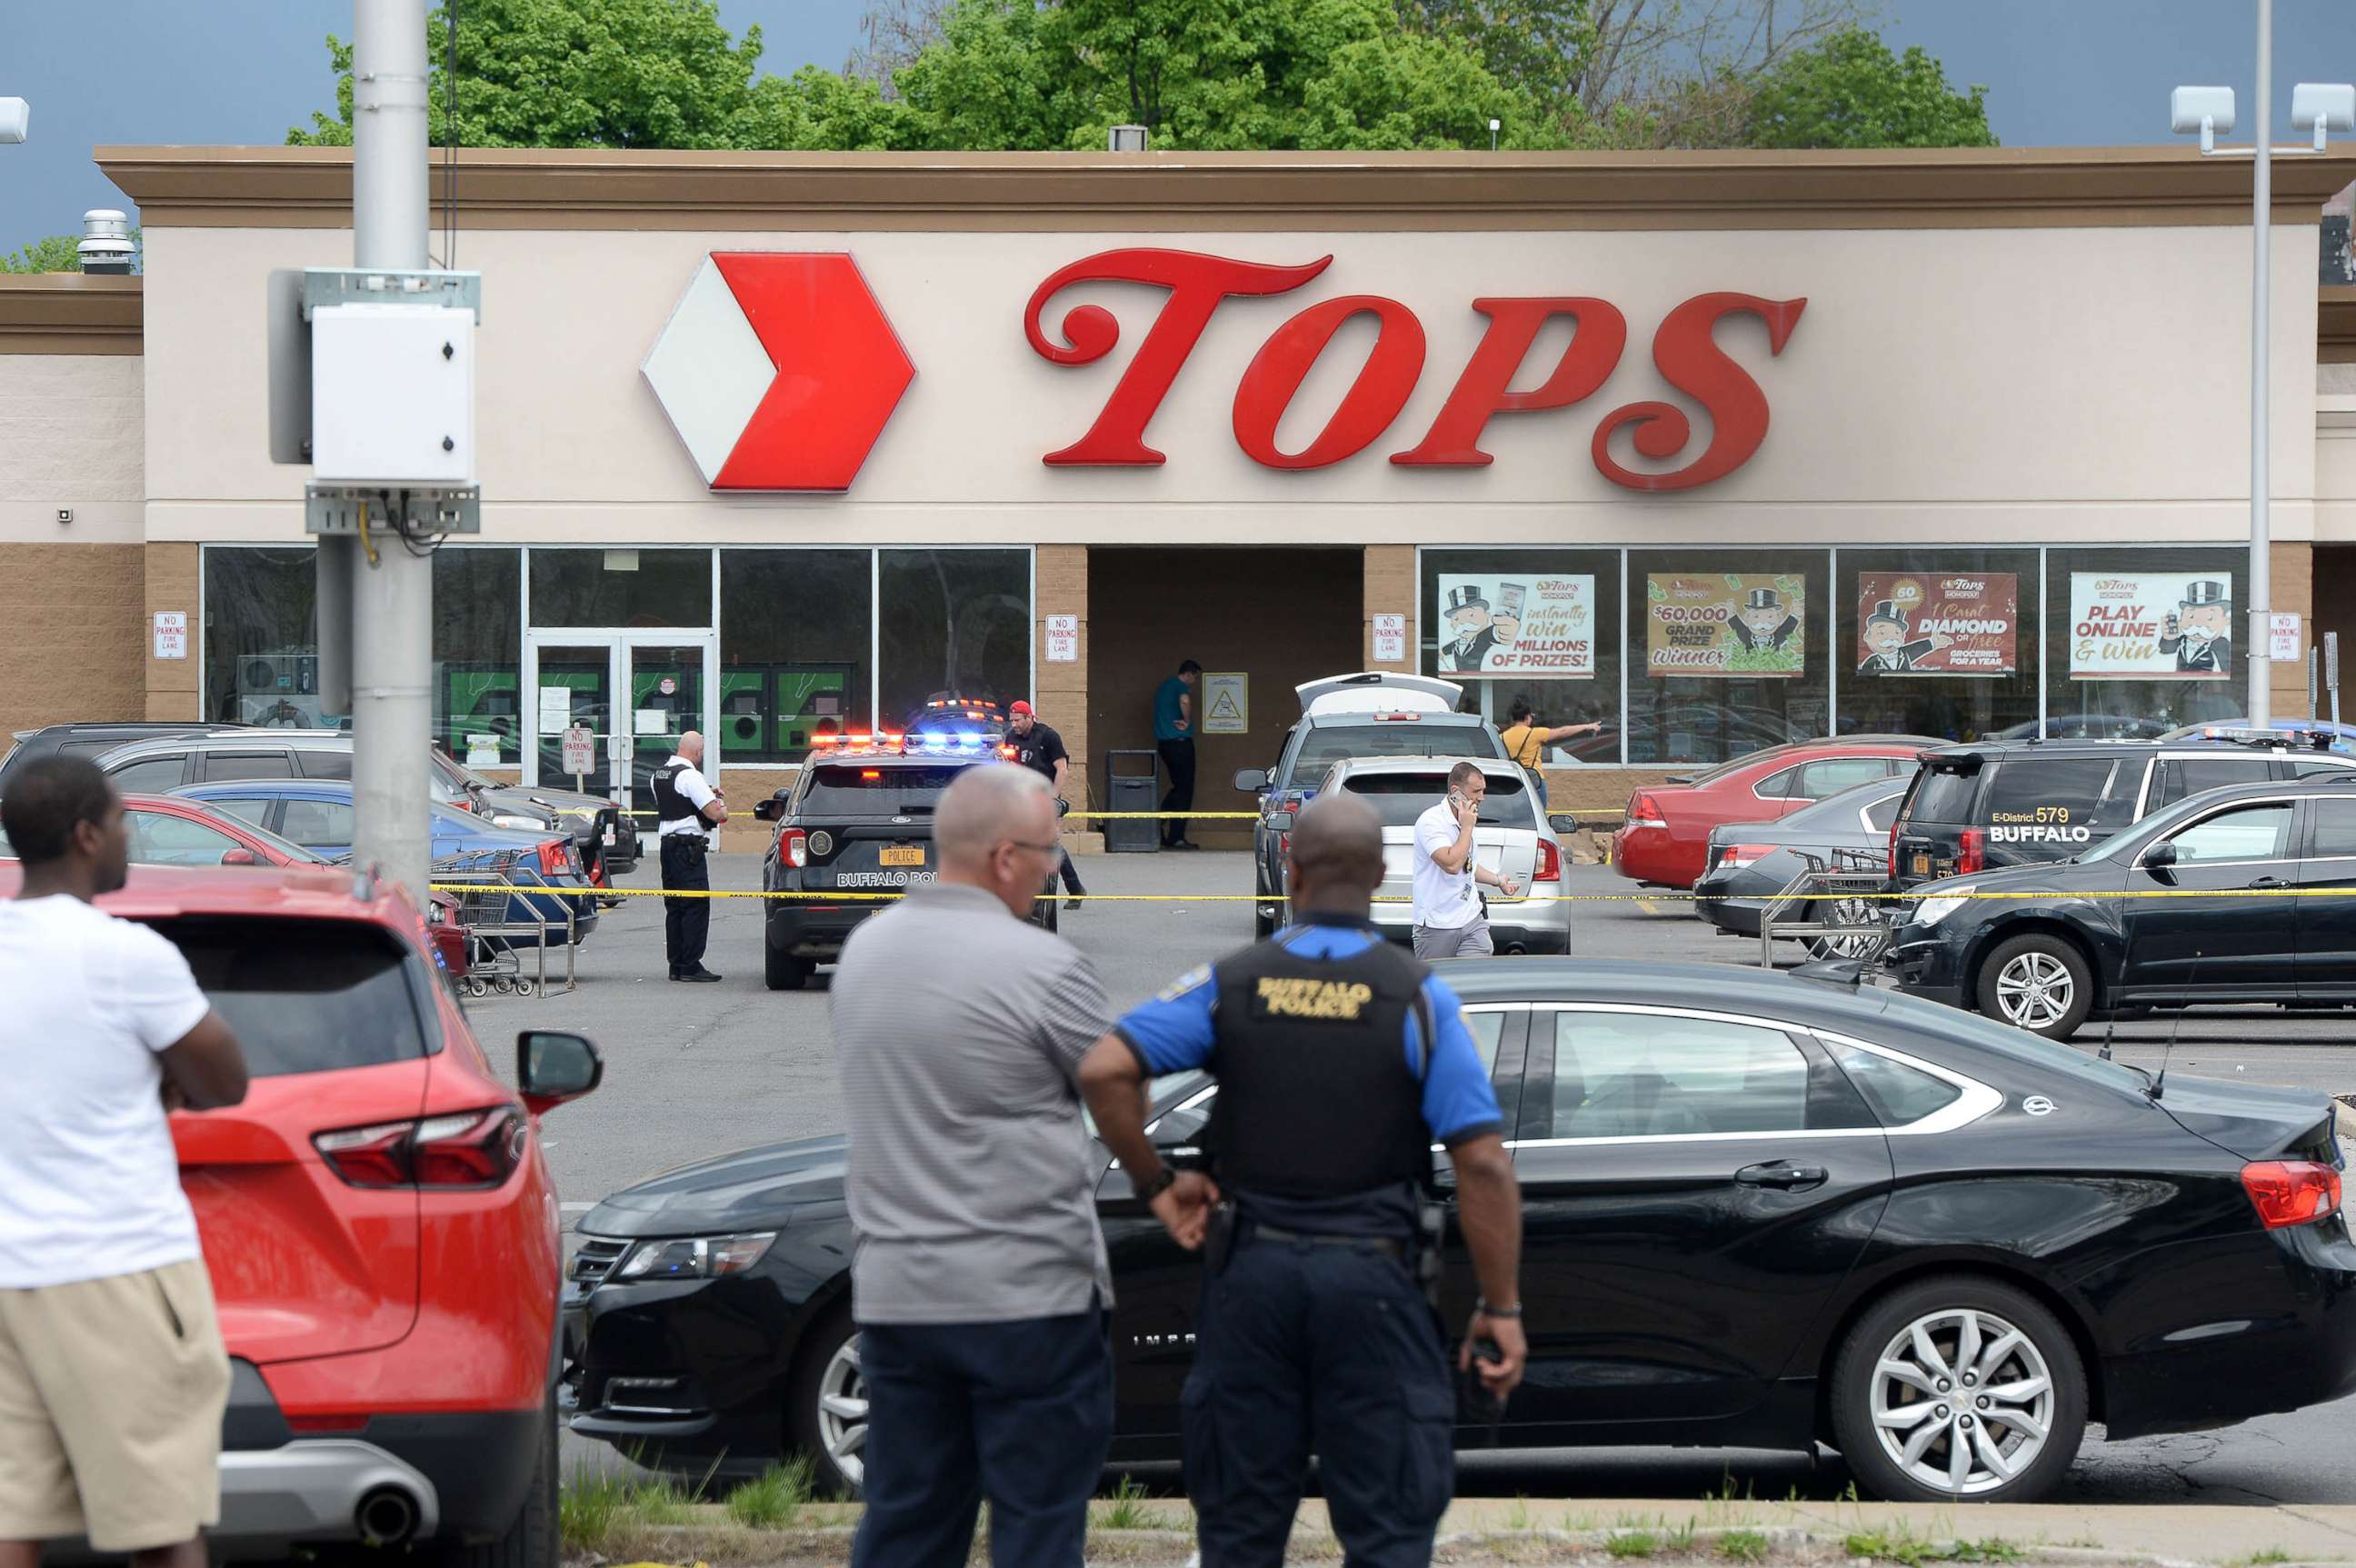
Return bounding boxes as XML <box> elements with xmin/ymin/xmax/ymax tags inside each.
<box><xmin>1410</xmin><ymin>762</ymin><xmax>1521</xmax><ymax>960</ymax></box>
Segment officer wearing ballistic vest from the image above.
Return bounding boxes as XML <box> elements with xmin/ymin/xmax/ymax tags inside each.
<box><xmin>653</xmin><ymin>730</ymin><xmax>727</xmax><ymax>983</ymax></box>
<box><xmin>1078</xmin><ymin>794</ymin><xmax>1525</xmax><ymax>1568</ymax></box>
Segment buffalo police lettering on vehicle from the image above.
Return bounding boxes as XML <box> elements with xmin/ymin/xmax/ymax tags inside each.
<box><xmin>1253</xmin><ymin>976</ymin><xmax>1374</xmax><ymax>1021</ymax></box>
<box><xmin>1988</xmin><ymin>805</ymin><xmax>2093</xmax><ymax>845</ymax></box>
<box><xmin>834</xmin><ymin>870</ymin><xmax>938</xmax><ymax>888</ymax></box>
<box><xmin>2022</xmin><ymin>1095</ymin><xmax>2057</xmax><ymax>1116</ymax></box>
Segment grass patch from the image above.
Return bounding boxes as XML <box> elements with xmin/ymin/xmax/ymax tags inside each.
<box><xmin>1503</xmin><ymin>1495</ymin><xmax>1534</xmax><ymax>1532</ymax></box>
<box><xmin>2237</xmin><ymin>1553</ymin><xmax>2293</xmax><ymax>1567</ymax></box>
<box><xmin>1719</xmin><ymin>1529</ymin><xmax>1771</xmax><ymax>1562</ymax></box>
<box><xmin>725</xmin><ymin>1457</ymin><xmax>814</xmax><ymax>1531</ymax></box>
<box><xmin>1607</xmin><ymin>1532</ymin><xmax>1661</xmax><ymax>1559</ymax></box>
<box><xmin>1846</xmin><ymin>1527</ymin><xmax>2025</xmax><ymax>1567</ymax></box>
<box><xmin>1092</xmin><ymin>1476</ymin><xmax>1174</xmax><ymax>1532</ymax></box>
<box><xmin>558</xmin><ymin>1467</ymin><xmax>630</xmax><ymax>1555</ymax></box>
<box><xmin>627</xmin><ymin>1476</ymin><xmax>698</xmax><ymax>1527</ymax></box>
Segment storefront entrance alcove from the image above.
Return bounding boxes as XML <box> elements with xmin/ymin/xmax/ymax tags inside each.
<box><xmin>1087</xmin><ymin>547</ymin><xmax>1363</xmax><ymax>850</ymax></box>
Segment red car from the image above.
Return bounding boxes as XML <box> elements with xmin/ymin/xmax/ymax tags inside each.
<box><xmin>0</xmin><ymin>864</ymin><xmax>601</xmax><ymax>1563</ymax></box>
<box><xmin>1611</xmin><ymin>736</ymin><xmax>1938</xmax><ymax>889</ymax></box>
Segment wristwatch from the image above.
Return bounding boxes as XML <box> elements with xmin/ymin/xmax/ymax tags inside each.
<box><xmin>1475</xmin><ymin>1297</ymin><xmax>1523</xmax><ymax>1319</ymax></box>
<box><xmin>1131</xmin><ymin>1164</ymin><xmax>1176</xmax><ymax>1203</ymax></box>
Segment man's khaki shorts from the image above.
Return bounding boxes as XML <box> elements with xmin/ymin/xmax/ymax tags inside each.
<box><xmin>0</xmin><ymin>1259</ymin><xmax>231</xmax><ymax>1551</ymax></box>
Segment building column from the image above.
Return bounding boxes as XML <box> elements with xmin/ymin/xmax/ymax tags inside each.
<box><xmin>1035</xmin><ymin>544</ymin><xmax>1098</xmax><ymax>851</ymax></box>
<box><xmin>145</xmin><ymin>541</ymin><xmax>200</xmax><ymax>721</ymax></box>
<box><xmin>1363</xmin><ymin>545</ymin><xmax>1415</xmax><ymax>672</ymax></box>
<box><xmin>2271</xmin><ymin>539</ymin><xmax>2318</xmax><ymax>718</ymax></box>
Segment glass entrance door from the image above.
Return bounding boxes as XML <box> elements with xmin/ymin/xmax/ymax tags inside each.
<box><xmin>524</xmin><ymin>634</ymin><xmax>717</xmax><ymax>846</ymax></box>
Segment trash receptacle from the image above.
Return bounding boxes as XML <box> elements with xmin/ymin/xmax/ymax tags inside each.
<box><xmin>1103</xmin><ymin>749</ymin><xmax>1162</xmax><ymax>854</ymax></box>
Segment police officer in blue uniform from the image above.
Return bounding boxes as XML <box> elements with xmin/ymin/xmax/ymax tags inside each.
<box><xmin>1078</xmin><ymin>793</ymin><xmax>1525</xmax><ymax>1568</ymax></box>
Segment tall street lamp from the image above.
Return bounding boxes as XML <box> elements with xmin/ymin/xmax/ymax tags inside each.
<box><xmin>2171</xmin><ymin>0</ymin><xmax>2355</xmax><ymax>725</ymax></box>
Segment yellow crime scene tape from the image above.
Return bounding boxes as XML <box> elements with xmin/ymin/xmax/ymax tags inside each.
<box><xmin>427</xmin><ymin>882</ymin><xmax>2356</xmax><ymax>905</ymax></box>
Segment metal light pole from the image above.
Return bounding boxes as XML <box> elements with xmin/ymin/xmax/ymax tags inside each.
<box><xmin>2247</xmin><ymin>0</ymin><xmax>2273</xmax><ymax>725</ymax></box>
<box><xmin>347</xmin><ymin>0</ymin><xmax>435</xmax><ymax>898</ymax></box>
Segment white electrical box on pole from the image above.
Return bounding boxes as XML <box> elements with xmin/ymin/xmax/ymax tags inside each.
<box><xmin>264</xmin><ymin>0</ymin><xmax>480</xmax><ymax>904</ymax></box>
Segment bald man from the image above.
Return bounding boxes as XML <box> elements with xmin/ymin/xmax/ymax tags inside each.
<box><xmin>1080</xmin><ymin>793</ymin><xmax>1524</xmax><ymax>1568</ymax></box>
<box><xmin>653</xmin><ymin>730</ymin><xmax>727</xmax><ymax>982</ymax></box>
<box><xmin>831</xmin><ymin>764</ymin><xmax>1117</xmax><ymax>1568</ymax></box>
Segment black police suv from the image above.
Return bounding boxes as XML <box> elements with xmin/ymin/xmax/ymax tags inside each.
<box><xmin>752</xmin><ymin>743</ymin><xmax>1057</xmax><ymax>990</ymax></box>
<box><xmin>564</xmin><ymin>958</ymin><xmax>2356</xmax><ymax>1504</ymax></box>
<box><xmin>1888</xmin><ymin>734</ymin><xmax>2356</xmax><ymax>893</ymax></box>
<box><xmin>1890</xmin><ymin>772</ymin><xmax>2356</xmax><ymax>1039</ymax></box>
<box><xmin>1235</xmin><ymin>675</ymin><xmax>1509</xmax><ymax>940</ymax></box>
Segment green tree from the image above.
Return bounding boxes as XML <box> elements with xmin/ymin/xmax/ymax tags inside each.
<box><xmin>1744</xmin><ymin>26</ymin><xmax>1995</xmax><ymax>149</ymax></box>
<box><xmin>1394</xmin><ymin>0</ymin><xmax>1589</xmax><ymax>119</ymax></box>
<box><xmin>288</xmin><ymin>0</ymin><xmax>771</xmax><ymax>148</ymax></box>
<box><xmin>0</xmin><ymin>234</ymin><xmax>83</xmax><ymax>273</ymax></box>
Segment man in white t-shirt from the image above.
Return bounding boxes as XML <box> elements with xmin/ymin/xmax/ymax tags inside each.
<box><xmin>0</xmin><ymin>758</ymin><xmax>248</xmax><ymax>1568</ymax></box>
<box><xmin>652</xmin><ymin>730</ymin><xmax>728</xmax><ymax>983</ymax></box>
<box><xmin>1411</xmin><ymin>761</ymin><xmax>1522</xmax><ymax>960</ymax></box>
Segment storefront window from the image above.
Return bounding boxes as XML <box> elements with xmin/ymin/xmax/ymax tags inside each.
<box><xmin>877</xmin><ymin>550</ymin><xmax>1031</xmax><ymax>724</ymax></box>
<box><xmin>1419</xmin><ymin>549</ymin><xmax>1622</xmax><ymax>763</ymax></box>
<box><xmin>529</xmin><ymin>548</ymin><xmax>711</xmax><ymax>627</ymax></box>
<box><xmin>203</xmin><ymin>547</ymin><xmax>333</xmax><ymax>729</ymax></box>
<box><xmin>2043</xmin><ymin>547</ymin><xmax>2247</xmax><ymax>737</ymax></box>
<box><xmin>719</xmin><ymin>551</ymin><xmax>874</xmax><ymax>763</ymax></box>
<box><xmin>434</xmin><ymin>547</ymin><xmax>522</xmax><ymax>768</ymax></box>
<box><xmin>1836</xmin><ymin>549</ymin><xmax>2040</xmax><ymax>743</ymax></box>
<box><xmin>1625</xmin><ymin>550</ymin><xmax>1832</xmax><ymax>764</ymax></box>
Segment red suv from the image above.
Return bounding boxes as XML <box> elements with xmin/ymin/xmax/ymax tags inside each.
<box><xmin>0</xmin><ymin>864</ymin><xmax>602</xmax><ymax>1564</ymax></box>
<box><xmin>1611</xmin><ymin>736</ymin><xmax>1938</xmax><ymax>889</ymax></box>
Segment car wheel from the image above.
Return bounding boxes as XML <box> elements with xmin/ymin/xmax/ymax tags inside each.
<box><xmin>1975</xmin><ymin>934</ymin><xmax>2093</xmax><ymax>1039</ymax></box>
<box><xmin>786</xmin><ymin>1303</ymin><xmax>868</xmax><ymax>1498</ymax></box>
<box><xmin>422</xmin><ymin>1395</ymin><xmax>557</xmax><ymax>1568</ymax></box>
<box><xmin>1830</xmin><ymin>1274</ymin><xmax>2086</xmax><ymax>1503</ymax></box>
<box><xmin>1807</xmin><ymin>895</ymin><xmax>1884</xmax><ymax>961</ymax></box>
<box><xmin>765</xmin><ymin>942</ymin><xmax>812</xmax><ymax>992</ymax></box>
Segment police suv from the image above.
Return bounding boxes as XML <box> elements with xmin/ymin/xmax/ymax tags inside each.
<box><xmin>752</xmin><ymin>733</ymin><xmax>1058</xmax><ymax>990</ymax></box>
<box><xmin>1888</xmin><ymin>728</ymin><xmax>2356</xmax><ymax>891</ymax></box>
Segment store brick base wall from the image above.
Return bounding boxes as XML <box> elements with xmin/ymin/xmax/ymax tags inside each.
<box><xmin>144</xmin><ymin>541</ymin><xmax>198</xmax><ymax>722</ymax></box>
<box><xmin>0</xmin><ymin>543</ymin><xmax>146</xmax><ymax>744</ymax></box>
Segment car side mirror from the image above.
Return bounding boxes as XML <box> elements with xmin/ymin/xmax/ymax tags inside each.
<box><xmin>518</xmin><ymin>1030</ymin><xmax>603</xmax><ymax>1114</ymax></box>
<box><xmin>2142</xmin><ymin>840</ymin><xmax>2179</xmax><ymax>869</ymax></box>
<box><xmin>219</xmin><ymin>847</ymin><xmax>257</xmax><ymax>866</ymax></box>
<box><xmin>754</xmin><ymin>798</ymin><xmax>784</xmax><ymax>822</ymax></box>
<box><xmin>1265</xmin><ymin>811</ymin><xmax>1294</xmax><ymax>832</ymax></box>
<box><xmin>1233</xmin><ymin>768</ymin><xmax>1268</xmax><ymax>794</ymax></box>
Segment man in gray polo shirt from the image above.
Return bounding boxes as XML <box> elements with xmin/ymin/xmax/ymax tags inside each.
<box><xmin>831</xmin><ymin>763</ymin><xmax>1115</xmax><ymax>1568</ymax></box>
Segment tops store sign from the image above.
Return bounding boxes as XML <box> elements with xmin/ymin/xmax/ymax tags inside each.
<box><xmin>643</xmin><ymin>247</ymin><xmax>1807</xmax><ymax>494</ymax></box>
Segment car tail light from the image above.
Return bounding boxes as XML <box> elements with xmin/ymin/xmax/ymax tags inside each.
<box><xmin>534</xmin><ymin>838</ymin><xmax>568</xmax><ymax>876</ymax></box>
<box><xmin>1888</xmin><ymin>819</ymin><xmax>1901</xmax><ymax>879</ymax></box>
<box><xmin>779</xmin><ymin>827</ymin><xmax>808</xmax><ymax>869</ymax></box>
<box><xmin>2241</xmin><ymin>1161</ymin><xmax>2342</xmax><ymax>1229</ymax></box>
<box><xmin>314</xmin><ymin>1108</ymin><xmax>525</xmax><ymax>1191</ymax></box>
<box><xmin>1627</xmin><ymin>792</ymin><xmax>1666</xmax><ymax>829</ymax></box>
<box><xmin>1374</xmin><ymin>712</ymin><xmax>1423</xmax><ymax>722</ymax></box>
<box><xmin>1535</xmin><ymin>838</ymin><xmax>1562</xmax><ymax>882</ymax></box>
<box><xmin>1720</xmin><ymin>844</ymin><xmax>1776</xmax><ymax>869</ymax></box>
<box><xmin>1278</xmin><ymin>832</ymin><xmax>1291</xmax><ymax>860</ymax></box>
<box><xmin>1956</xmin><ymin>828</ymin><xmax>1986</xmax><ymax>875</ymax></box>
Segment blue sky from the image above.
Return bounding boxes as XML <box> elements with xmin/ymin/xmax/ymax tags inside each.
<box><xmin>2</xmin><ymin>0</ymin><xmax>2351</xmax><ymax>253</ymax></box>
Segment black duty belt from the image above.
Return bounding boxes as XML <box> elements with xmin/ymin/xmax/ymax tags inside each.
<box><xmin>1244</xmin><ymin>1223</ymin><xmax>1405</xmax><ymax>1260</ymax></box>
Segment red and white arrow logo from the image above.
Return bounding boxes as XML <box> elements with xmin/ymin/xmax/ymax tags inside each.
<box><xmin>642</xmin><ymin>253</ymin><xmax>915</xmax><ymax>493</ymax></box>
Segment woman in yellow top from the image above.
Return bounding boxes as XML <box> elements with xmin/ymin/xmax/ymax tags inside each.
<box><xmin>1499</xmin><ymin>697</ymin><xmax>1604</xmax><ymax>811</ymax></box>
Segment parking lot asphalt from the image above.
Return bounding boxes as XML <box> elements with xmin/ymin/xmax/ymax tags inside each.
<box><xmin>474</xmin><ymin>849</ymin><xmax>2356</xmax><ymax>1504</ymax></box>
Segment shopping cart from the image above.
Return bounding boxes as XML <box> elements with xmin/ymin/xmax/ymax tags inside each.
<box><xmin>1756</xmin><ymin>846</ymin><xmax>1894</xmax><ymax>968</ymax></box>
<box><xmin>436</xmin><ymin>848</ymin><xmax>578</xmax><ymax>998</ymax></box>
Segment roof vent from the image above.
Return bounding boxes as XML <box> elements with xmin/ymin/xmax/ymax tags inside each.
<box><xmin>78</xmin><ymin>209</ymin><xmax>135</xmax><ymax>275</ymax></box>
<box><xmin>1108</xmin><ymin>125</ymin><xmax>1148</xmax><ymax>153</ymax></box>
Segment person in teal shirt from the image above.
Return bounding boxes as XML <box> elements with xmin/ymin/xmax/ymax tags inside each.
<box><xmin>1153</xmin><ymin>660</ymin><xmax>1202</xmax><ymax>850</ymax></box>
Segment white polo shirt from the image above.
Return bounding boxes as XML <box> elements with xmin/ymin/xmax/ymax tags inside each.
<box><xmin>659</xmin><ymin>754</ymin><xmax>719</xmax><ymax>841</ymax></box>
<box><xmin>1413</xmin><ymin>800</ymin><xmax>1482</xmax><ymax>931</ymax></box>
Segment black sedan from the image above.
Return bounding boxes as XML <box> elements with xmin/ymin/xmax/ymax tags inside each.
<box><xmin>1693</xmin><ymin>776</ymin><xmax>1910</xmax><ymax>950</ymax></box>
<box><xmin>1889</xmin><ymin>774</ymin><xmax>2356</xmax><ymax>1040</ymax></box>
<box><xmin>563</xmin><ymin>958</ymin><xmax>2356</xmax><ymax>1503</ymax></box>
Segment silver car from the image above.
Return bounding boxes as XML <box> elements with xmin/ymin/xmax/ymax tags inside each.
<box><xmin>1293</xmin><ymin>755</ymin><xmax>1569</xmax><ymax>954</ymax></box>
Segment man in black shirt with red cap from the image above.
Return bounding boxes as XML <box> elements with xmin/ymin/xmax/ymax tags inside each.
<box><xmin>1007</xmin><ymin>700</ymin><xmax>1086</xmax><ymax>910</ymax></box>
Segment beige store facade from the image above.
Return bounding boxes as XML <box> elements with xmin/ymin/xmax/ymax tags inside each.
<box><xmin>5</xmin><ymin>145</ymin><xmax>2356</xmax><ymax>848</ymax></box>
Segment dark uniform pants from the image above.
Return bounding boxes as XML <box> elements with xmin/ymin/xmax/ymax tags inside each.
<box><xmin>659</xmin><ymin>833</ymin><xmax>710</xmax><ymax>973</ymax></box>
<box><xmin>1157</xmin><ymin>737</ymin><xmax>1196</xmax><ymax>845</ymax></box>
<box><xmin>1184</xmin><ymin>1239</ymin><xmax>1454</xmax><ymax>1568</ymax></box>
<box><xmin>851</xmin><ymin>1307</ymin><xmax>1113</xmax><ymax>1568</ymax></box>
